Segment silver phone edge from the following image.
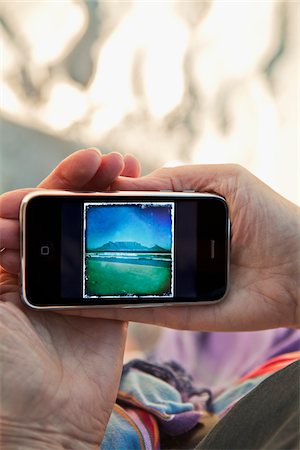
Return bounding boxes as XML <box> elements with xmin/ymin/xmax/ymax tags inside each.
<box><xmin>20</xmin><ymin>190</ymin><xmax>230</xmax><ymax>310</ymax></box>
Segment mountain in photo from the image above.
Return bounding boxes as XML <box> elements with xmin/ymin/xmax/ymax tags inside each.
<box><xmin>93</xmin><ymin>241</ymin><xmax>168</xmax><ymax>252</ymax></box>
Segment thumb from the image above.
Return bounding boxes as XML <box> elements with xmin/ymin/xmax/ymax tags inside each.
<box><xmin>113</xmin><ymin>164</ymin><xmax>242</xmax><ymax>199</ymax></box>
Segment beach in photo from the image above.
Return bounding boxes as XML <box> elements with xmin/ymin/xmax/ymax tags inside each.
<box><xmin>83</xmin><ymin>203</ymin><xmax>174</xmax><ymax>298</ymax></box>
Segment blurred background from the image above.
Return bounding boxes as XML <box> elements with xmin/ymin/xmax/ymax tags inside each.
<box><xmin>0</xmin><ymin>0</ymin><xmax>299</xmax><ymax>355</ymax></box>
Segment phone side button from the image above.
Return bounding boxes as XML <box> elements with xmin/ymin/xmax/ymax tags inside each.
<box><xmin>159</xmin><ymin>189</ymin><xmax>173</xmax><ymax>192</ymax></box>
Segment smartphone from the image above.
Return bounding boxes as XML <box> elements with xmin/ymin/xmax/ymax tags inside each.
<box><xmin>20</xmin><ymin>190</ymin><xmax>230</xmax><ymax>309</ymax></box>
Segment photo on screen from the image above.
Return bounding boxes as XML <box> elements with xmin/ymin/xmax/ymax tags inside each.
<box><xmin>83</xmin><ymin>202</ymin><xmax>174</xmax><ymax>298</ymax></box>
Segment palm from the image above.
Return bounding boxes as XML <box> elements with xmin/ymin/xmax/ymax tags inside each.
<box><xmin>100</xmin><ymin>165</ymin><xmax>299</xmax><ymax>331</ymax></box>
<box><xmin>179</xmin><ymin>174</ymin><xmax>298</xmax><ymax>331</ymax></box>
<box><xmin>224</xmin><ymin>179</ymin><xmax>298</xmax><ymax>329</ymax></box>
<box><xmin>1</xmin><ymin>271</ymin><xmax>126</xmax><ymax>447</ymax></box>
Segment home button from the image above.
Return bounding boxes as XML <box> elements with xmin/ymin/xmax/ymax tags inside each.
<box><xmin>40</xmin><ymin>245</ymin><xmax>50</xmax><ymax>256</ymax></box>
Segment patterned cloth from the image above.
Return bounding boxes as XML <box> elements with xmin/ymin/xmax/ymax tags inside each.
<box><xmin>212</xmin><ymin>351</ymin><xmax>300</xmax><ymax>417</ymax></box>
<box><xmin>149</xmin><ymin>328</ymin><xmax>300</xmax><ymax>392</ymax></box>
<box><xmin>102</xmin><ymin>360</ymin><xmax>212</xmax><ymax>450</ymax></box>
<box><xmin>101</xmin><ymin>351</ymin><xmax>300</xmax><ymax>450</ymax></box>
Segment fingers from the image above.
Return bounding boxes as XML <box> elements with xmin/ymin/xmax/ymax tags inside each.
<box><xmin>81</xmin><ymin>151</ymin><xmax>141</xmax><ymax>190</ymax></box>
<box><xmin>83</xmin><ymin>152</ymin><xmax>125</xmax><ymax>191</ymax></box>
<box><xmin>0</xmin><ymin>218</ymin><xmax>19</xmax><ymax>273</ymax></box>
<box><xmin>0</xmin><ymin>151</ymin><xmax>140</xmax><ymax>220</ymax></box>
<box><xmin>0</xmin><ymin>249</ymin><xmax>20</xmax><ymax>274</ymax></box>
<box><xmin>120</xmin><ymin>154</ymin><xmax>141</xmax><ymax>178</ymax></box>
<box><xmin>39</xmin><ymin>148</ymin><xmax>103</xmax><ymax>189</ymax></box>
<box><xmin>40</xmin><ymin>149</ymin><xmax>142</xmax><ymax>191</ymax></box>
<box><xmin>0</xmin><ymin>189</ymin><xmax>42</xmax><ymax>274</ymax></box>
<box><xmin>0</xmin><ymin>219</ymin><xmax>19</xmax><ymax>249</ymax></box>
<box><xmin>0</xmin><ymin>189</ymin><xmax>35</xmax><ymax>220</ymax></box>
<box><xmin>0</xmin><ymin>190</ymin><xmax>34</xmax><ymax>273</ymax></box>
<box><xmin>0</xmin><ymin>149</ymin><xmax>141</xmax><ymax>277</ymax></box>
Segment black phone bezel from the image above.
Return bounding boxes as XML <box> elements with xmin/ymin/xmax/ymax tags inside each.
<box><xmin>22</xmin><ymin>193</ymin><xmax>229</xmax><ymax>308</ymax></box>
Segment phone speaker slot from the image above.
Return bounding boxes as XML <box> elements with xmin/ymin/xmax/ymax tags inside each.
<box><xmin>210</xmin><ymin>240</ymin><xmax>215</xmax><ymax>259</ymax></box>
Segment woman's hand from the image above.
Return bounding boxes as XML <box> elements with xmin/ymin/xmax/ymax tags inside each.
<box><xmin>0</xmin><ymin>148</ymin><xmax>140</xmax><ymax>274</ymax></box>
<box><xmin>0</xmin><ymin>148</ymin><xmax>140</xmax><ymax>449</ymax></box>
<box><xmin>70</xmin><ymin>164</ymin><xmax>299</xmax><ymax>332</ymax></box>
<box><xmin>1</xmin><ymin>152</ymin><xmax>299</xmax><ymax>336</ymax></box>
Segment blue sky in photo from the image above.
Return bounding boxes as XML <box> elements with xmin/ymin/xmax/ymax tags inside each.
<box><xmin>85</xmin><ymin>203</ymin><xmax>173</xmax><ymax>251</ymax></box>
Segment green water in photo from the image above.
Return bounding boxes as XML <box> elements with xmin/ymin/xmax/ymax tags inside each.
<box><xmin>86</xmin><ymin>257</ymin><xmax>172</xmax><ymax>296</ymax></box>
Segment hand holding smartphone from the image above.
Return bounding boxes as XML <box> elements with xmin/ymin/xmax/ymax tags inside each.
<box><xmin>20</xmin><ymin>190</ymin><xmax>230</xmax><ymax>309</ymax></box>
<box><xmin>1</xmin><ymin>150</ymin><xmax>297</xmax><ymax>331</ymax></box>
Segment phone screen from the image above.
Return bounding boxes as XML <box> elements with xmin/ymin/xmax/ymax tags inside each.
<box><xmin>22</xmin><ymin>193</ymin><xmax>229</xmax><ymax>308</ymax></box>
<box><xmin>83</xmin><ymin>202</ymin><xmax>174</xmax><ymax>298</ymax></box>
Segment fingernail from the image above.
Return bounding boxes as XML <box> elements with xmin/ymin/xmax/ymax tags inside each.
<box><xmin>109</xmin><ymin>151</ymin><xmax>123</xmax><ymax>158</ymax></box>
<box><xmin>86</xmin><ymin>147</ymin><xmax>102</xmax><ymax>156</ymax></box>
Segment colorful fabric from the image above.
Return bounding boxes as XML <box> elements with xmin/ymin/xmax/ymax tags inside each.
<box><xmin>212</xmin><ymin>374</ymin><xmax>269</xmax><ymax>417</ymax></box>
<box><xmin>238</xmin><ymin>351</ymin><xmax>300</xmax><ymax>382</ymax></box>
<box><xmin>149</xmin><ymin>328</ymin><xmax>300</xmax><ymax>392</ymax></box>
<box><xmin>101</xmin><ymin>360</ymin><xmax>212</xmax><ymax>450</ymax></box>
<box><xmin>101</xmin><ymin>329</ymin><xmax>300</xmax><ymax>450</ymax></box>
<box><xmin>103</xmin><ymin>404</ymin><xmax>159</xmax><ymax>450</ymax></box>
<box><xmin>212</xmin><ymin>352</ymin><xmax>300</xmax><ymax>417</ymax></box>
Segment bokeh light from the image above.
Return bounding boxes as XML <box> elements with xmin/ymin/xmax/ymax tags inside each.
<box><xmin>0</xmin><ymin>0</ymin><xmax>298</xmax><ymax>205</ymax></box>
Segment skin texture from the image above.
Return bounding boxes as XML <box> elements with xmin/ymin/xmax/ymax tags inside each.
<box><xmin>0</xmin><ymin>149</ymin><xmax>140</xmax><ymax>449</ymax></box>
<box><xmin>0</xmin><ymin>150</ymin><xmax>299</xmax><ymax>448</ymax></box>
<box><xmin>7</xmin><ymin>162</ymin><xmax>298</xmax><ymax>333</ymax></box>
<box><xmin>101</xmin><ymin>165</ymin><xmax>299</xmax><ymax>331</ymax></box>
<box><xmin>1</xmin><ymin>153</ymin><xmax>299</xmax><ymax>332</ymax></box>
